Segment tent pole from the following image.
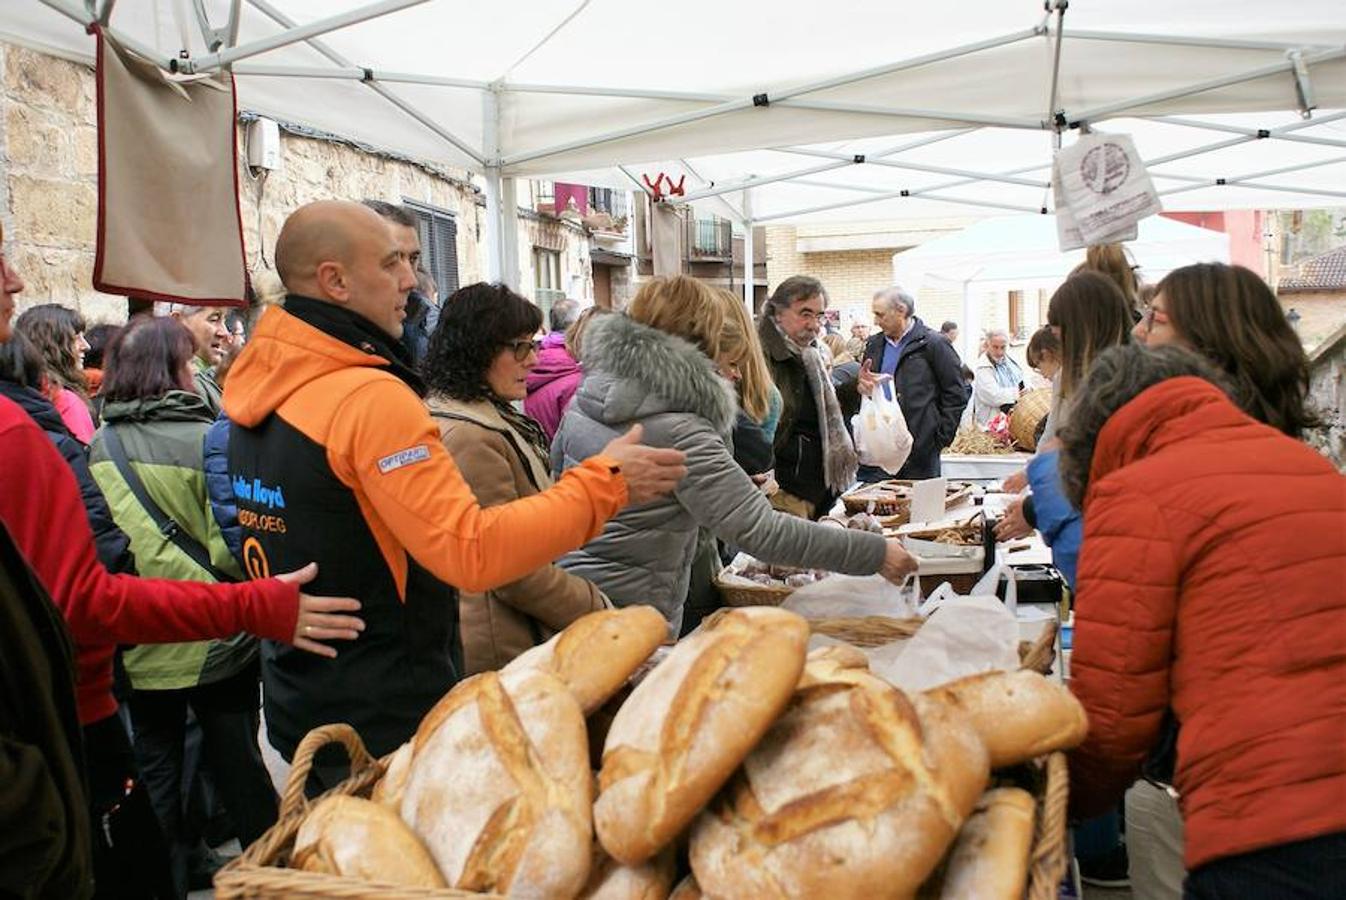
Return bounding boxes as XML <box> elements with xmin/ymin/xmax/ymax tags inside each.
<box><xmin>741</xmin><ymin>190</ymin><xmax>754</xmax><ymax>312</ymax></box>
<box><xmin>774</xmin><ymin>99</ymin><xmax>1040</xmax><ymax>131</ymax></box>
<box><xmin>1067</xmin><ymin>47</ymin><xmax>1346</xmax><ymax>124</ymax></box>
<box><xmin>230</xmin><ymin>63</ymin><xmax>488</xmax><ymax>90</ymax></box>
<box><xmin>752</xmin><ymin>187</ymin><xmax>1039</xmax><ymax>224</ymax></box>
<box><xmin>501</xmin><ymin>27</ymin><xmax>1041</xmax><ymax>169</ymax></box>
<box><xmin>776</xmin><ymin>147</ymin><xmax>1049</xmax><ymax>188</ymax></box>
<box><xmin>1147</xmin><ymin>115</ymin><xmax>1346</xmax><ymax>151</ymax></box>
<box><xmin>673</xmin><ymin>160</ymin><xmax>855</xmax><ymax>205</ymax></box>
<box><xmin>677</xmin><ymin>158</ymin><xmax>748</xmax><ymax>224</ymax></box>
<box><xmin>1063</xmin><ymin>29</ymin><xmax>1337</xmax><ymax>54</ymax></box>
<box><xmin>187</xmin><ymin>0</ymin><xmax>431</xmax><ymax>72</ymax></box>
<box><xmin>40</xmin><ymin>0</ymin><xmax>174</xmax><ymax>68</ymax></box>
<box><xmin>244</xmin><ymin>0</ymin><xmax>484</xmax><ymax>165</ymax></box>
<box><xmin>483</xmin><ymin>89</ymin><xmax>521</xmax><ymax>289</ymax></box>
<box><xmin>961</xmin><ymin>280</ymin><xmax>977</xmax><ymax>366</ymax></box>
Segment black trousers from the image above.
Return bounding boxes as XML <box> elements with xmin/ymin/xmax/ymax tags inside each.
<box><xmin>1185</xmin><ymin>831</ymin><xmax>1346</xmax><ymax>899</ymax></box>
<box><xmin>83</xmin><ymin>714</ymin><xmax>175</xmax><ymax>899</ymax></box>
<box><xmin>127</xmin><ymin>662</ymin><xmax>277</xmax><ymax>897</ymax></box>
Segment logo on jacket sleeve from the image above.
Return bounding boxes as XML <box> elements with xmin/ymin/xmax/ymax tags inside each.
<box><xmin>377</xmin><ymin>445</ymin><xmax>432</xmax><ymax>474</ymax></box>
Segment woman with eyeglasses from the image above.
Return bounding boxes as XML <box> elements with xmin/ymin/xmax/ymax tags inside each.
<box><xmin>1138</xmin><ymin>263</ymin><xmax>1312</xmax><ymax>438</ymax></box>
<box><xmin>422</xmin><ymin>282</ymin><xmax>608</xmax><ymax>675</ymax></box>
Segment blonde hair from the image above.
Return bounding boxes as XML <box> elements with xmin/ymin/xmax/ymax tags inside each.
<box><xmin>626</xmin><ymin>276</ymin><xmax>725</xmax><ymax>360</ymax></box>
<box><xmin>821</xmin><ymin>333</ymin><xmax>854</xmax><ymax>365</ymax></box>
<box><xmin>1073</xmin><ymin>243</ymin><xmax>1139</xmax><ymax>307</ymax></box>
<box><xmin>564</xmin><ymin>306</ymin><xmax>610</xmax><ymax>359</ymax></box>
<box><xmin>713</xmin><ymin>289</ymin><xmax>770</xmax><ymax>422</ymax></box>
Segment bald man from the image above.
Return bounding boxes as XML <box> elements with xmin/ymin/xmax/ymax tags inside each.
<box><xmin>224</xmin><ymin>201</ymin><xmax>686</xmax><ymax>774</ymax></box>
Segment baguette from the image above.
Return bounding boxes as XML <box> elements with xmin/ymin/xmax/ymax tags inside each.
<box><xmin>595</xmin><ymin>607</ymin><xmax>809</xmax><ymax>865</ymax></box>
<box><xmin>401</xmin><ymin>667</ymin><xmax>592</xmax><ymax>897</ymax></box>
<box><xmin>579</xmin><ymin>842</ymin><xmax>676</xmax><ymax>900</ymax></box>
<box><xmin>934</xmin><ymin>787</ymin><xmax>1036</xmax><ymax>900</ymax></box>
<box><xmin>668</xmin><ymin>875</ymin><xmax>703</xmax><ymax>900</ymax></box>
<box><xmin>689</xmin><ymin>654</ymin><xmax>989</xmax><ymax>899</ymax></box>
<box><xmin>292</xmin><ymin>795</ymin><xmax>445</xmax><ymax>888</ymax></box>
<box><xmin>506</xmin><ymin>606</ymin><xmax>667</xmax><ymax>714</ymax></box>
<box><xmin>923</xmin><ymin>670</ymin><xmax>1088</xmax><ymax>767</ymax></box>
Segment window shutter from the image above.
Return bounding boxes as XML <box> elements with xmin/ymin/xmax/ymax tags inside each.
<box><xmin>407</xmin><ymin>201</ymin><xmax>460</xmax><ymax>298</ymax></box>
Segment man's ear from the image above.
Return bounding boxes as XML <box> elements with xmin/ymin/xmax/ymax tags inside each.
<box><xmin>315</xmin><ymin>260</ymin><xmax>348</xmax><ymax>304</ymax></box>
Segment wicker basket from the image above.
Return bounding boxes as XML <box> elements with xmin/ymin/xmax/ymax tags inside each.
<box><xmin>215</xmin><ymin>724</ymin><xmax>500</xmax><ymax>899</ymax></box>
<box><xmin>809</xmin><ymin>616</ymin><xmax>1058</xmax><ymax>674</ymax></box>
<box><xmin>1026</xmin><ymin>752</ymin><xmax>1071</xmax><ymax>900</ymax></box>
<box><xmin>714</xmin><ymin>579</ymin><xmax>796</xmax><ymax>607</ymax></box>
<box><xmin>1009</xmin><ymin>388</ymin><xmax>1053</xmax><ymax>451</ymax></box>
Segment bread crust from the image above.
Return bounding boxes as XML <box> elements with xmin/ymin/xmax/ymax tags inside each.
<box><xmin>595</xmin><ymin>607</ymin><xmax>809</xmax><ymax>865</ymax></box>
<box><xmin>292</xmin><ymin>795</ymin><xmax>445</xmax><ymax>888</ymax></box>
<box><xmin>401</xmin><ymin>667</ymin><xmax>592</xmax><ymax>897</ymax></box>
<box><xmin>579</xmin><ymin>842</ymin><xmax>676</xmax><ymax>900</ymax></box>
<box><xmin>370</xmin><ymin>740</ymin><xmax>413</xmax><ymax>810</ymax></box>
<box><xmin>689</xmin><ymin>655</ymin><xmax>989</xmax><ymax>899</ymax></box>
<box><xmin>923</xmin><ymin>670</ymin><xmax>1088</xmax><ymax>768</ymax></box>
<box><xmin>932</xmin><ymin>787</ymin><xmax>1036</xmax><ymax>900</ymax></box>
<box><xmin>507</xmin><ymin>606</ymin><xmax>667</xmax><ymax>714</ymax></box>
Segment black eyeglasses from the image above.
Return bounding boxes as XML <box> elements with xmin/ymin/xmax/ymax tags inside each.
<box><xmin>502</xmin><ymin>339</ymin><xmax>539</xmax><ymax>362</ymax></box>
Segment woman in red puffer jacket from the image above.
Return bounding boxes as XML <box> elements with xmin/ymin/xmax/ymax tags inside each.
<box><xmin>1058</xmin><ymin>343</ymin><xmax>1346</xmax><ymax>899</ymax></box>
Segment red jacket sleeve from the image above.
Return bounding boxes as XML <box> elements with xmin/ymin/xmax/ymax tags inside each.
<box><xmin>1068</xmin><ymin>480</ymin><xmax>1180</xmax><ymax>817</ymax></box>
<box><xmin>0</xmin><ymin>404</ymin><xmax>298</xmax><ymax>645</ymax></box>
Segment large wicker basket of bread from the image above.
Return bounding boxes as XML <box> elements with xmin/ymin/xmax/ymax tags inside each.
<box><xmin>217</xmin><ymin>605</ymin><xmax>1082</xmax><ymax>900</ymax></box>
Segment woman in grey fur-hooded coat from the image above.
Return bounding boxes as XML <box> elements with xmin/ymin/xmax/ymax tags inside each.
<box><xmin>552</xmin><ymin>313</ymin><xmax>887</xmax><ymax>634</ymax></box>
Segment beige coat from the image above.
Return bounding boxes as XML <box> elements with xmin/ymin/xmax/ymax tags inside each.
<box><xmin>429</xmin><ymin>396</ymin><xmax>605</xmax><ymax>674</ymax></box>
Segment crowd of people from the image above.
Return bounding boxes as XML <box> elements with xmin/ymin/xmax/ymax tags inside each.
<box><xmin>1</xmin><ymin>199</ymin><xmax>1342</xmax><ymax>900</ymax></box>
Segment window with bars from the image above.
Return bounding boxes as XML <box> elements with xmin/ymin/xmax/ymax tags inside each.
<box><xmin>533</xmin><ymin>247</ymin><xmax>566</xmax><ymax>321</ymax></box>
<box><xmin>403</xmin><ymin>200</ymin><xmax>460</xmax><ymax>301</ymax></box>
<box><xmin>587</xmin><ymin>187</ymin><xmax>629</xmax><ymax>219</ymax></box>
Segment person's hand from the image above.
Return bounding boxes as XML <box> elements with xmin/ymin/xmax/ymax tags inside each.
<box><xmin>879</xmin><ymin>539</ymin><xmax>919</xmax><ymax>584</ymax></box>
<box><xmin>1001</xmin><ymin>469</ymin><xmax>1028</xmax><ymax>493</ymax></box>
<box><xmin>276</xmin><ymin>563</ymin><xmax>364</xmax><ymax>658</ymax></box>
<box><xmin>993</xmin><ymin>498</ymin><xmax>1034</xmax><ymax>542</ymax></box>
<box><xmin>857</xmin><ymin>359</ymin><xmax>878</xmax><ymax>398</ymax></box>
<box><xmin>600</xmin><ymin>424</ymin><xmax>688</xmax><ymax>506</ymax></box>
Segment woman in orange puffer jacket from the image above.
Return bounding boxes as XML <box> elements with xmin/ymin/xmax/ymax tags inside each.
<box><xmin>1058</xmin><ymin>343</ymin><xmax>1346</xmax><ymax>899</ymax></box>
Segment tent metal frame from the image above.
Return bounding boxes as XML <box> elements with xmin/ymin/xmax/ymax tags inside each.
<box><xmin>33</xmin><ymin>0</ymin><xmax>1346</xmax><ymax>295</ymax></box>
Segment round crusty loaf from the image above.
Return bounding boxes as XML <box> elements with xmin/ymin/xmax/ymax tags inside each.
<box><xmin>506</xmin><ymin>605</ymin><xmax>667</xmax><ymax>714</ymax></box>
<box><xmin>689</xmin><ymin>654</ymin><xmax>989</xmax><ymax>899</ymax></box>
<box><xmin>595</xmin><ymin>606</ymin><xmax>810</xmax><ymax>865</ymax></box>
<box><xmin>934</xmin><ymin>787</ymin><xmax>1036</xmax><ymax>900</ymax></box>
<box><xmin>579</xmin><ymin>842</ymin><xmax>676</xmax><ymax>900</ymax></box>
<box><xmin>369</xmin><ymin>740</ymin><xmax>413</xmax><ymax>809</ymax></box>
<box><xmin>292</xmin><ymin>795</ymin><xmax>446</xmax><ymax>888</ymax></box>
<box><xmin>401</xmin><ymin>667</ymin><xmax>592</xmax><ymax>897</ymax></box>
<box><xmin>923</xmin><ymin>669</ymin><xmax>1088</xmax><ymax>768</ymax></box>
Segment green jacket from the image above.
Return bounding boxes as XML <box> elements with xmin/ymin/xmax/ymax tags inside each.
<box><xmin>191</xmin><ymin>357</ymin><xmax>223</xmax><ymax>418</ymax></box>
<box><xmin>88</xmin><ymin>392</ymin><xmax>255</xmax><ymax>691</ymax></box>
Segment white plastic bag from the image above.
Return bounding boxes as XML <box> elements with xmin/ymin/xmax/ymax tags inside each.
<box><xmin>782</xmin><ymin>573</ymin><xmax>920</xmax><ymax>621</ymax></box>
<box><xmin>852</xmin><ymin>379</ymin><xmax>913</xmax><ymax>475</ymax></box>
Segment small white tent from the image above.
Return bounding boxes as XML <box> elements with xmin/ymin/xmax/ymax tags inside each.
<box><xmin>891</xmin><ymin>215</ymin><xmax>1230</xmax><ymax>360</ymax></box>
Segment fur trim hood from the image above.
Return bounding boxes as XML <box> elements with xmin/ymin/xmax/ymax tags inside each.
<box><xmin>576</xmin><ymin>314</ymin><xmax>737</xmax><ymax>433</ymax></box>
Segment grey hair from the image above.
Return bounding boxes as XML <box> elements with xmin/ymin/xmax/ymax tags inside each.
<box><xmin>549</xmin><ymin>298</ymin><xmax>579</xmax><ymax>332</ymax></box>
<box><xmin>874</xmin><ymin>286</ymin><xmax>916</xmax><ymax>317</ymax></box>
<box><xmin>1057</xmin><ymin>343</ymin><xmax>1235</xmax><ymax>510</ymax></box>
<box><xmin>985</xmin><ymin>328</ymin><xmax>1010</xmax><ymax>342</ymax></box>
<box><xmin>153</xmin><ymin>301</ymin><xmax>211</xmax><ymax>318</ymax></box>
<box><xmin>763</xmin><ymin>275</ymin><xmax>827</xmax><ymax>318</ymax></box>
<box><xmin>362</xmin><ymin>199</ymin><xmax>418</xmax><ymax>229</ymax></box>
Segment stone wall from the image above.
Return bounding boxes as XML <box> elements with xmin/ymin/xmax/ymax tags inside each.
<box><xmin>0</xmin><ymin>44</ymin><xmax>114</xmax><ymax>320</ymax></box>
<box><xmin>1307</xmin><ymin>328</ymin><xmax>1345</xmax><ymax>469</ymax></box>
<box><xmin>1</xmin><ymin>41</ymin><xmax>598</xmax><ymax>324</ymax></box>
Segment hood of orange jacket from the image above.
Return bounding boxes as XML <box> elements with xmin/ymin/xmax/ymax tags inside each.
<box><xmin>1086</xmin><ymin>376</ymin><xmax>1245</xmax><ymax>502</ymax></box>
<box><xmin>225</xmin><ymin>295</ymin><xmax>422</xmax><ymax>428</ymax></box>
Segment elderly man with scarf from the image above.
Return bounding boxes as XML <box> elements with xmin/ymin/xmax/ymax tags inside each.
<box><xmin>972</xmin><ymin>328</ymin><xmax>1026</xmax><ymax>426</ymax></box>
<box><xmin>757</xmin><ymin>276</ymin><xmax>858</xmax><ymax>519</ymax></box>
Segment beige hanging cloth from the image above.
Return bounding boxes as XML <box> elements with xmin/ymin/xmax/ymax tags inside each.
<box><xmin>93</xmin><ymin>26</ymin><xmax>247</xmax><ymax>306</ymax></box>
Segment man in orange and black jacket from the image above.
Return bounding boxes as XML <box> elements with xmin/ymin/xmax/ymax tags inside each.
<box><xmin>224</xmin><ymin>201</ymin><xmax>686</xmax><ymax>768</ymax></box>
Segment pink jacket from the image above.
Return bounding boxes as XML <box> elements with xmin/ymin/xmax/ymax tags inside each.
<box><xmin>524</xmin><ymin>332</ymin><xmax>582</xmax><ymax>443</ymax></box>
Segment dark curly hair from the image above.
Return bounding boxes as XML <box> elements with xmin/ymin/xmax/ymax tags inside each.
<box><xmin>15</xmin><ymin>303</ymin><xmax>87</xmax><ymax>394</ymax></box>
<box><xmin>421</xmin><ymin>282</ymin><xmax>542</xmax><ymax>401</ymax></box>
<box><xmin>1057</xmin><ymin>343</ymin><xmax>1235</xmax><ymax>510</ymax></box>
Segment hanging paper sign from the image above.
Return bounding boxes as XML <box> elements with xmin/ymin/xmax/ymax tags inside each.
<box><xmin>1053</xmin><ymin>132</ymin><xmax>1160</xmax><ymax>251</ymax></box>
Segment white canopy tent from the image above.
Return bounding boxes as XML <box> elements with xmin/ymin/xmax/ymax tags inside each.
<box><xmin>2</xmin><ymin>0</ymin><xmax>1344</xmax><ymax>300</ymax></box>
<box><xmin>891</xmin><ymin>214</ymin><xmax>1231</xmax><ymax>361</ymax></box>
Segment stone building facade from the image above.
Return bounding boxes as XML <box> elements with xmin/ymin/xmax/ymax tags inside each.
<box><xmin>0</xmin><ymin>41</ymin><xmax>602</xmax><ymax>324</ymax></box>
